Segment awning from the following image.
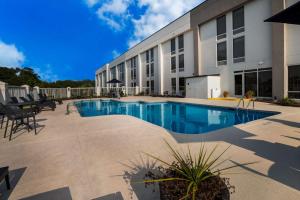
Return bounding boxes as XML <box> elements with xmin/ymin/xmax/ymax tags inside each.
<box><xmin>264</xmin><ymin>1</ymin><xmax>300</xmax><ymax>25</ymax></box>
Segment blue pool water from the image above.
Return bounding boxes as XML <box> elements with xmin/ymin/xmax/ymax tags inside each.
<box><xmin>74</xmin><ymin>100</ymin><xmax>278</xmax><ymax>134</ymax></box>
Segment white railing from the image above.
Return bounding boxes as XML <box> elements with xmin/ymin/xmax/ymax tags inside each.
<box><xmin>7</xmin><ymin>86</ymin><xmax>27</xmax><ymax>99</ymax></box>
<box><xmin>70</xmin><ymin>87</ymin><xmax>95</xmax><ymax>98</ymax></box>
<box><xmin>40</xmin><ymin>88</ymin><xmax>68</xmax><ymax>99</ymax></box>
<box><xmin>99</xmin><ymin>87</ymin><xmax>150</xmax><ymax>96</ymax></box>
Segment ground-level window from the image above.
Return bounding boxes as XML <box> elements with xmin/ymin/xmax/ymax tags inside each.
<box><xmin>179</xmin><ymin>77</ymin><xmax>185</xmax><ymax>97</ymax></box>
<box><xmin>245</xmin><ymin>72</ymin><xmax>257</xmax><ymax>96</ymax></box>
<box><xmin>171</xmin><ymin>78</ymin><xmax>176</xmax><ymax>95</ymax></box>
<box><xmin>151</xmin><ymin>80</ymin><xmax>154</xmax><ymax>93</ymax></box>
<box><xmin>288</xmin><ymin>65</ymin><xmax>300</xmax><ymax>99</ymax></box>
<box><xmin>234</xmin><ymin>74</ymin><xmax>243</xmax><ymax>96</ymax></box>
<box><xmin>258</xmin><ymin>70</ymin><xmax>272</xmax><ymax>97</ymax></box>
<box><xmin>146</xmin><ymin>81</ymin><xmax>150</xmax><ymax>94</ymax></box>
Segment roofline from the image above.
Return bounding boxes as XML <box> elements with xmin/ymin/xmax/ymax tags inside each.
<box><xmin>96</xmin><ymin>0</ymin><xmax>210</xmax><ymax>72</ymax></box>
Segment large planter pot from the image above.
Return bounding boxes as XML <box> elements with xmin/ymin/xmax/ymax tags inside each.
<box><xmin>159</xmin><ymin>176</ymin><xmax>230</xmax><ymax>200</ymax></box>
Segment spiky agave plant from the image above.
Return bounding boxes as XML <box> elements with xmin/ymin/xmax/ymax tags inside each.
<box><xmin>143</xmin><ymin>140</ymin><xmax>255</xmax><ymax>200</ymax></box>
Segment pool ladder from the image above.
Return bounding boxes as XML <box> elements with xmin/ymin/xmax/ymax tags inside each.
<box><xmin>236</xmin><ymin>98</ymin><xmax>255</xmax><ymax>110</ymax></box>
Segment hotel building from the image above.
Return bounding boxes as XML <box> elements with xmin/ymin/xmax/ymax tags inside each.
<box><xmin>95</xmin><ymin>0</ymin><xmax>300</xmax><ymax>100</ymax></box>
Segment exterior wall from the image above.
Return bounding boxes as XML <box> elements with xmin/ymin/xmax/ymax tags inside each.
<box><xmin>286</xmin><ymin>0</ymin><xmax>300</xmax><ymax>66</ymax></box>
<box><xmin>162</xmin><ymin>31</ymin><xmax>194</xmax><ymax>95</ymax></box>
<box><xmin>95</xmin><ymin>0</ymin><xmax>300</xmax><ymax>99</ymax></box>
<box><xmin>198</xmin><ymin>0</ymin><xmax>273</xmax><ymax>96</ymax></box>
<box><xmin>185</xmin><ymin>76</ymin><xmax>220</xmax><ymax>99</ymax></box>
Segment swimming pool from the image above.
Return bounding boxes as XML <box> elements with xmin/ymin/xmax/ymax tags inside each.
<box><xmin>74</xmin><ymin>100</ymin><xmax>278</xmax><ymax>134</ymax></box>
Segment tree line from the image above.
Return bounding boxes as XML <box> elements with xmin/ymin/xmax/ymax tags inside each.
<box><xmin>0</xmin><ymin>66</ymin><xmax>95</xmax><ymax>88</ymax></box>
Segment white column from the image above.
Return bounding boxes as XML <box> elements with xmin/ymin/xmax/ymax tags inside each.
<box><xmin>67</xmin><ymin>87</ymin><xmax>71</xmax><ymax>98</ymax></box>
<box><xmin>0</xmin><ymin>81</ymin><xmax>8</xmax><ymax>104</ymax></box>
<box><xmin>33</xmin><ymin>86</ymin><xmax>40</xmax><ymax>94</ymax></box>
<box><xmin>138</xmin><ymin>54</ymin><xmax>143</xmax><ymax>93</ymax></box>
<box><xmin>158</xmin><ymin>43</ymin><xmax>164</xmax><ymax>95</ymax></box>
<box><xmin>21</xmin><ymin>84</ymin><xmax>30</xmax><ymax>95</ymax></box>
<box><xmin>96</xmin><ymin>74</ymin><xmax>100</xmax><ymax>96</ymax></box>
<box><xmin>124</xmin><ymin>60</ymin><xmax>128</xmax><ymax>94</ymax></box>
<box><xmin>116</xmin><ymin>65</ymin><xmax>119</xmax><ymax>88</ymax></box>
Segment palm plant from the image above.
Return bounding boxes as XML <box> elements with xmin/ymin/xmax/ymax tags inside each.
<box><xmin>143</xmin><ymin>140</ymin><xmax>255</xmax><ymax>200</ymax></box>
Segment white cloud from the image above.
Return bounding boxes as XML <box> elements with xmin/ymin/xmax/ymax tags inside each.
<box><xmin>85</xmin><ymin>0</ymin><xmax>99</xmax><ymax>7</ymax></box>
<box><xmin>128</xmin><ymin>0</ymin><xmax>201</xmax><ymax>47</ymax></box>
<box><xmin>112</xmin><ymin>50</ymin><xmax>120</xmax><ymax>58</ymax></box>
<box><xmin>0</xmin><ymin>40</ymin><xmax>25</xmax><ymax>67</ymax></box>
<box><xmin>86</xmin><ymin>0</ymin><xmax>202</xmax><ymax>47</ymax></box>
<box><xmin>96</xmin><ymin>0</ymin><xmax>131</xmax><ymax>30</ymax></box>
<box><xmin>33</xmin><ymin>64</ymin><xmax>58</xmax><ymax>82</ymax></box>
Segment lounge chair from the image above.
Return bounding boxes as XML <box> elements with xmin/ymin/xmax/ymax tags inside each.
<box><xmin>42</xmin><ymin>93</ymin><xmax>63</xmax><ymax>105</ymax></box>
<box><xmin>18</xmin><ymin>97</ymin><xmax>41</xmax><ymax>113</ymax></box>
<box><xmin>27</xmin><ymin>94</ymin><xmax>56</xmax><ymax>111</ymax></box>
<box><xmin>0</xmin><ymin>103</ymin><xmax>37</xmax><ymax>141</ymax></box>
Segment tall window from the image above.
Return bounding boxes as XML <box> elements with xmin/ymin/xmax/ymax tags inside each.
<box><xmin>288</xmin><ymin>65</ymin><xmax>300</xmax><ymax>99</ymax></box>
<box><xmin>118</xmin><ymin>63</ymin><xmax>125</xmax><ymax>83</ymax></box>
<box><xmin>111</xmin><ymin>67</ymin><xmax>116</xmax><ymax>79</ymax></box>
<box><xmin>217</xmin><ymin>15</ymin><xmax>226</xmax><ymax>40</ymax></box>
<box><xmin>171</xmin><ymin>56</ymin><xmax>176</xmax><ymax>73</ymax></box>
<box><xmin>233</xmin><ymin>7</ymin><xmax>244</xmax><ymax>34</ymax></box>
<box><xmin>150</xmin><ymin>48</ymin><xmax>154</xmax><ymax>62</ymax></box>
<box><xmin>146</xmin><ymin>51</ymin><xmax>149</xmax><ymax>63</ymax></box>
<box><xmin>151</xmin><ymin>63</ymin><xmax>154</xmax><ymax>77</ymax></box>
<box><xmin>178</xmin><ymin>35</ymin><xmax>184</xmax><ymax>52</ymax></box>
<box><xmin>146</xmin><ymin>64</ymin><xmax>150</xmax><ymax>77</ymax></box>
<box><xmin>171</xmin><ymin>78</ymin><xmax>176</xmax><ymax>95</ymax></box>
<box><xmin>233</xmin><ymin>36</ymin><xmax>245</xmax><ymax>63</ymax></box>
<box><xmin>131</xmin><ymin>57</ymin><xmax>137</xmax><ymax>80</ymax></box>
<box><xmin>179</xmin><ymin>54</ymin><xmax>184</xmax><ymax>72</ymax></box>
<box><xmin>171</xmin><ymin>38</ymin><xmax>176</xmax><ymax>55</ymax></box>
<box><xmin>217</xmin><ymin>42</ymin><xmax>227</xmax><ymax>66</ymax></box>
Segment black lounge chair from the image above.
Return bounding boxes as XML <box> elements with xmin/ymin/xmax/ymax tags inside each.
<box><xmin>10</xmin><ymin>97</ymin><xmax>19</xmax><ymax>104</ymax></box>
<box><xmin>42</xmin><ymin>93</ymin><xmax>63</xmax><ymax>105</ymax></box>
<box><xmin>0</xmin><ymin>166</ymin><xmax>10</xmax><ymax>190</ymax></box>
<box><xmin>27</xmin><ymin>94</ymin><xmax>56</xmax><ymax>111</ymax></box>
<box><xmin>19</xmin><ymin>97</ymin><xmax>41</xmax><ymax>113</ymax></box>
<box><xmin>0</xmin><ymin>103</ymin><xmax>37</xmax><ymax>141</ymax></box>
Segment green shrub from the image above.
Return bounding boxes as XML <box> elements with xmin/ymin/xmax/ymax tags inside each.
<box><xmin>279</xmin><ymin>97</ymin><xmax>297</xmax><ymax>106</ymax></box>
<box><xmin>143</xmin><ymin>140</ymin><xmax>255</xmax><ymax>200</ymax></box>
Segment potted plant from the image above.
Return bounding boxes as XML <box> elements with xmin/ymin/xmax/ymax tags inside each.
<box><xmin>245</xmin><ymin>90</ymin><xmax>255</xmax><ymax>99</ymax></box>
<box><xmin>143</xmin><ymin>141</ymin><xmax>254</xmax><ymax>200</ymax></box>
<box><xmin>223</xmin><ymin>91</ymin><xmax>229</xmax><ymax>98</ymax></box>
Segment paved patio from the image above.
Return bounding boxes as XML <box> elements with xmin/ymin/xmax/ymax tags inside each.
<box><xmin>0</xmin><ymin>97</ymin><xmax>299</xmax><ymax>200</ymax></box>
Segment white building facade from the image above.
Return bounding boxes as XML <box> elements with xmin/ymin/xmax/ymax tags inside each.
<box><xmin>96</xmin><ymin>0</ymin><xmax>300</xmax><ymax>100</ymax></box>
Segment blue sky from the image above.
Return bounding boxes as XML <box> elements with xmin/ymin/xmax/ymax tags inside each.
<box><xmin>0</xmin><ymin>0</ymin><xmax>201</xmax><ymax>81</ymax></box>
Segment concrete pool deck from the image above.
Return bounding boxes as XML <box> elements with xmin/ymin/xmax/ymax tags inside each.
<box><xmin>0</xmin><ymin>97</ymin><xmax>299</xmax><ymax>199</ymax></box>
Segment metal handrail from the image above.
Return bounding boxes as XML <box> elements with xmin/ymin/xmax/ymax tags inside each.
<box><xmin>236</xmin><ymin>98</ymin><xmax>245</xmax><ymax>110</ymax></box>
<box><xmin>246</xmin><ymin>98</ymin><xmax>255</xmax><ymax>110</ymax></box>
